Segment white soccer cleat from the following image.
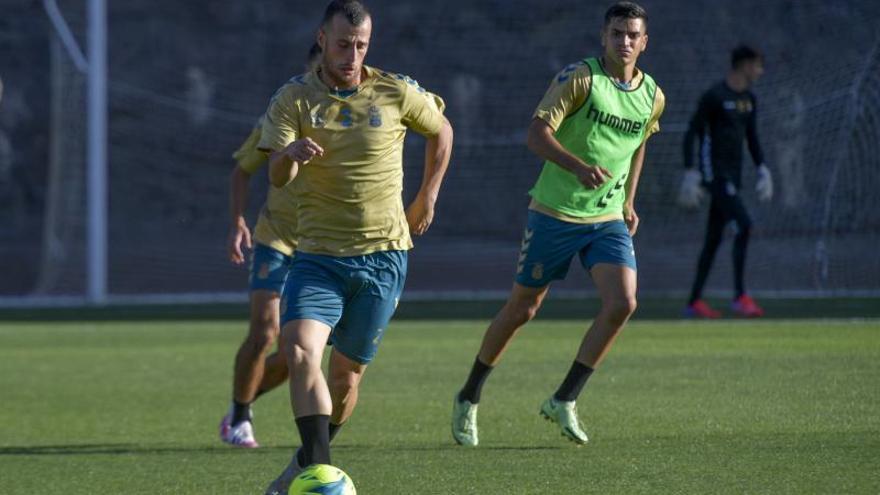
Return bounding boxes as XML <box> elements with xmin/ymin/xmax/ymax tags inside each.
<box><xmin>264</xmin><ymin>451</ymin><xmax>304</xmax><ymax>495</ymax></box>
<box><xmin>540</xmin><ymin>396</ymin><xmax>589</xmax><ymax>445</ymax></box>
<box><xmin>221</xmin><ymin>417</ymin><xmax>260</xmax><ymax>448</ymax></box>
<box><xmin>451</xmin><ymin>394</ymin><xmax>479</xmax><ymax>447</ymax></box>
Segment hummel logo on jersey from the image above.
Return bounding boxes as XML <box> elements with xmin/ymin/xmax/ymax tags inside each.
<box><xmin>597</xmin><ymin>173</ymin><xmax>628</xmax><ymax>208</ymax></box>
<box><xmin>311</xmin><ymin>110</ymin><xmax>326</xmax><ymax>128</ymax></box>
<box><xmin>586</xmin><ymin>103</ymin><xmax>646</xmax><ymax>135</ymax></box>
<box><xmin>520</xmin><ymin>229</ymin><xmax>534</xmax><ymax>253</ymax></box>
<box><xmin>556</xmin><ymin>61</ymin><xmax>586</xmax><ymax>83</ymax></box>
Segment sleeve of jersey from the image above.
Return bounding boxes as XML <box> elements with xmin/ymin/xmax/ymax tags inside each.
<box><xmin>643</xmin><ymin>86</ymin><xmax>666</xmax><ymax>142</ymax></box>
<box><xmin>532</xmin><ymin>68</ymin><xmax>591</xmax><ymax>131</ymax></box>
<box><xmin>258</xmin><ymin>88</ymin><xmax>300</xmax><ymax>152</ymax></box>
<box><xmin>232</xmin><ymin>124</ymin><xmax>267</xmax><ymax>174</ymax></box>
<box><xmin>746</xmin><ymin>94</ymin><xmax>765</xmax><ymax>165</ymax></box>
<box><xmin>401</xmin><ymin>84</ymin><xmax>446</xmax><ymax>136</ymax></box>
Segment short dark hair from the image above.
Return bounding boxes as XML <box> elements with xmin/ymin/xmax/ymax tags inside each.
<box><xmin>321</xmin><ymin>0</ymin><xmax>370</xmax><ymax>27</ymax></box>
<box><xmin>604</xmin><ymin>2</ymin><xmax>648</xmax><ymax>29</ymax></box>
<box><xmin>731</xmin><ymin>45</ymin><xmax>763</xmax><ymax>68</ymax></box>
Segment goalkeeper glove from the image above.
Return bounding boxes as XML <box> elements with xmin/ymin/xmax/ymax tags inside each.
<box><xmin>755</xmin><ymin>164</ymin><xmax>773</xmax><ymax>202</ymax></box>
<box><xmin>677</xmin><ymin>169</ymin><xmax>705</xmax><ymax>209</ymax></box>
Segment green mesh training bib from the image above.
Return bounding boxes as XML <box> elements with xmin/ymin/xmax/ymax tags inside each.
<box><xmin>529</xmin><ymin>57</ymin><xmax>657</xmax><ymax>218</ymax></box>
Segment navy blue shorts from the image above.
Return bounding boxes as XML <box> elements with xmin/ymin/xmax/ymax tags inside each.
<box><xmin>280</xmin><ymin>250</ymin><xmax>407</xmax><ymax>364</ymax></box>
<box><xmin>515</xmin><ymin>210</ymin><xmax>636</xmax><ymax>288</ymax></box>
<box><xmin>249</xmin><ymin>243</ymin><xmax>294</xmax><ymax>294</ymax></box>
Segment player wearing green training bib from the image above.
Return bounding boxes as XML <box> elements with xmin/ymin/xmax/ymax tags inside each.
<box><xmin>452</xmin><ymin>1</ymin><xmax>665</xmax><ymax>447</ymax></box>
<box><xmin>529</xmin><ymin>56</ymin><xmax>659</xmax><ymax>220</ymax></box>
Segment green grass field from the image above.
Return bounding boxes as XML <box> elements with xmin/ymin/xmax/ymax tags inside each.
<box><xmin>1</xmin><ymin>318</ymin><xmax>879</xmax><ymax>494</ymax></box>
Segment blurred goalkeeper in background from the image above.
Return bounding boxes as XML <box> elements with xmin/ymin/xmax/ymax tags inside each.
<box><xmin>219</xmin><ymin>44</ymin><xmax>321</xmax><ymax>448</ymax></box>
<box><xmin>678</xmin><ymin>45</ymin><xmax>772</xmax><ymax>318</ymax></box>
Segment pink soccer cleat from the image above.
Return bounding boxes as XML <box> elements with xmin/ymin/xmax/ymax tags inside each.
<box><xmin>219</xmin><ymin>413</ymin><xmax>259</xmax><ymax>448</ymax></box>
<box><xmin>731</xmin><ymin>294</ymin><xmax>764</xmax><ymax>318</ymax></box>
<box><xmin>219</xmin><ymin>413</ymin><xmax>231</xmax><ymax>441</ymax></box>
<box><xmin>684</xmin><ymin>299</ymin><xmax>722</xmax><ymax>319</ymax></box>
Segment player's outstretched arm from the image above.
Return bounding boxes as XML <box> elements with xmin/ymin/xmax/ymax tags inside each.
<box><xmin>526</xmin><ymin>118</ymin><xmax>612</xmax><ymax>189</ymax></box>
<box><xmin>406</xmin><ymin>116</ymin><xmax>453</xmax><ymax>236</ymax></box>
<box><xmin>228</xmin><ymin>165</ymin><xmax>253</xmax><ymax>265</ymax></box>
<box><xmin>268</xmin><ymin>137</ymin><xmax>324</xmax><ymax>187</ymax></box>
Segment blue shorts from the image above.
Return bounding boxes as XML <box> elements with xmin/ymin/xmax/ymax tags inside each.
<box><xmin>280</xmin><ymin>250</ymin><xmax>407</xmax><ymax>365</ymax></box>
<box><xmin>515</xmin><ymin>211</ymin><xmax>636</xmax><ymax>288</ymax></box>
<box><xmin>249</xmin><ymin>243</ymin><xmax>294</xmax><ymax>293</ymax></box>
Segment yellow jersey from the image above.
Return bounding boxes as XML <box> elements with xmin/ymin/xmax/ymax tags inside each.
<box><xmin>233</xmin><ymin>117</ymin><xmax>298</xmax><ymax>256</ymax></box>
<box><xmin>259</xmin><ymin>66</ymin><xmax>446</xmax><ymax>256</ymax></box>
<box><xmin>533</xmin><ymin>61</ymin><xmax>665</xmax><ymax>141</ymax></box>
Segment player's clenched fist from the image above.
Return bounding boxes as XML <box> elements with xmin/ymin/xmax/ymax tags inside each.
<box><xmin>282</xmin><ymin>137</ymin><xmax>325</xmax><ymax>164</ymax></box>
<box><xmin>405</xmin><ymin>194</ymin><xmax>435</xmax><ymax>236</ymax></box>
<box><xmin>575</xmin><ymin>163</ymin><xmax>613</xmax><ymax>189</ymax></box>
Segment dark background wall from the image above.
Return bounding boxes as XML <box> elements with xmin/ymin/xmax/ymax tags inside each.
<box><xmin>1</xmin><ymin>0</ymin><xmax>878</xmax><ymax>298</ymax></box>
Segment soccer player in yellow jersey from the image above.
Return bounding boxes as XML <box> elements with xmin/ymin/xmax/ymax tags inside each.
<box><xmin>452</xmin><ymin>1</ymin><xmax>664</xmax><ymax>447</ymax></box>
<box><xmin>258</xmin><ymin>1</ymin><xmax>453</xmax><ymax>492</ymax></box>
<box><xmin>219</xmin><ymin>46</ymin><xmax>321</xmax><ymax>448</ymax></box>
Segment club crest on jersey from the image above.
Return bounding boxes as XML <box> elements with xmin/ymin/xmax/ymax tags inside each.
<box><xmin>368</xmin><ymin>105</ymin><xmax>382</xmax><ymax>127</ymax></box>
<box><xmin>340</xmin><ymin>107</ymin><xmax>354</xmax><ymax>127</ymax></box>
<box><xmin>257</xmin><ymin>263</ymin><xmax>270</xmax><ymax>280</ymax></box>
<box><xmin>531</xmin><ymin>263</ymin><xmax>544</xmax><ymax>281</ymax></box>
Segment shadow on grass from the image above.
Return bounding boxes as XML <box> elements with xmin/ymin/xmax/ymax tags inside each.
<box><xmin>0</xmin><ymin>442</ymin><xmax>563</xmax><ymax>457</ymax></box>
<box><xmin>335</xmin><ymin>444</ymin><xmax>564</xmax><ymax>452</ymax></box>
<box><xmin>0</xmin><ymin>443</ymin><xmax>290</xmax><ymax>456</ymax></box>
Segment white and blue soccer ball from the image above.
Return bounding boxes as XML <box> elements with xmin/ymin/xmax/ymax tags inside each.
<box><xmin>289</xmin><ymin>464</ymin><xmax>357</xmax><ymax>495</ymax></box>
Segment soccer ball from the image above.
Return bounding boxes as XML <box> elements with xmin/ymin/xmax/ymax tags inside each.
<box><xmin>289</xmin><ymin>464</ymin><xmax>357</xmax><ymax>495</ymax></box>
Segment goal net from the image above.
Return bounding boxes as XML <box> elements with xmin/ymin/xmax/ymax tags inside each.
<box><xmin>1</xmin><ymin>0</ymin><xmax>878</xmax><ymax>306</ymax></box>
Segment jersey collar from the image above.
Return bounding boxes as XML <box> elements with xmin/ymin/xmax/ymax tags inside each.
<box><xmin>597</xmin><ymin>57</ymin><xmax>644</xmax><ymax>91</ymax></box>
<box><xmin>312</xmin><ymin>65</ymin><xmax>377</xmax><ymax>99</ymax></box>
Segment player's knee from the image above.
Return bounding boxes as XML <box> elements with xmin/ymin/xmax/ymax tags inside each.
<box><xmin>329</xmin><ymin>371</ymin><xmax>361</xmax><ymax>399</ymax></box>
<box><xmin>247</xmin><ymin>320</ymin><xmax>279</xmax><ymax>352</ymax></box>
<box><xmin>736</xmin><ymin>214</ymin><xmax>753</xmax><ymax>233</ymax></box>
<box><xmin>704</xmin><ymin>231</ymin><xmax>724</xmax><ymax>250</ymax></box>
<box><xmin>249</xmin><ymin>304</ymin><xmax>279</xmax><ymax>333</ymax></box>
<box><xmin>733</xmin><ymin>226</ymin><xmax>751</xmax><ymax>248</ymax></box>
<box><xmin>287</xmin><ymin>342</ymin><xmax>321</xmax><ymax>369</ymax></box>
<box><xmin>522</xmin><ymin>303</ymin><xmax>541</xmax><ymax>322</ymax></box>
<box><xmin>605</xmin><ymin>295</ymin><xmax>637</xmax><ymax>322</ymax></box>
<box><xmin>508</xmin><ymin>299</ymin><xmax>541</xmax><ymax>325</ymax></box>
